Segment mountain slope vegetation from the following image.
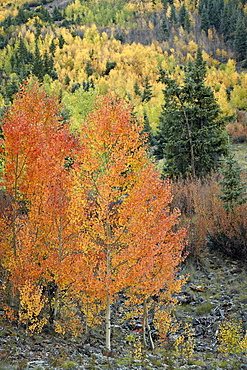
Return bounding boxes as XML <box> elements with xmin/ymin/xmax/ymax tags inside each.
<box><xmin>0</xmin><ymin>0</ymin><xmax>247</xmax><ymax>368</ymax></box>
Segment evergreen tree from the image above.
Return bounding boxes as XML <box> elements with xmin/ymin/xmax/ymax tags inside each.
<box><xmin>209</xmin><ymin>0</ymin><xmax>221</xmax><ymax>31</ymax></box>
<box><xmin>37</xmin><ymin>5</ymin><xmax>51</xmax><ymax>23</ymax></box>
<box><xmin>156</xmin><ymin>48</ymin><xmax>230</xmax><ymax>179</ymax></box>
<box><xmin>235</xmin><ymin>17</ymin><xmax>247</xmax><ymax>62</ymax></box>
<box><xmin>0</xmin><ymin>34</ymin><xmax>7</xmax><ymax>49</ymax></box>
<box><xmin>134</xmin><ymin>81</ymin><xmax>142</xmax><ymax>97</ymax></box>
<box><xmin>43</xmin><ymin>50</ymin><xmax>57</xmax><ymax>80</ymax></box>
<box><xmin>15</xmin><ymin>8</ymin><xmax>28</xmax><ymax>25</ymax></box>
<box><xmin>103</xmin><ymin>61</ymin><xmax>117</xmax><ymax>76</ymax></box>
<box><xmin>64</xmin><ymin>74</ymin><xmax>70</xmax><ymax>86</ymax></box>
<box><xmin>58</xmin><ymin>34</ymin><xmax>65</xmax><ymax>49</ymax></box>
<box><xmin>142</xmin><ymin>77</ymin><xmax>153</xmax><ymax>102</ymax></box>
<box><xmin>34</xmin><ymin>19</ymin><xmax>41</xmax><ymax>40</ymax></box>
<box><xmin>6</xmin><ymin>77</ymin><xmax>19</xmax><ymax>102</ymax></box>
<box><xmin>49</xmin><ymin>39</ymin><xmax>56</xmax><ymax>56</ymax></box>
<box><xmin>179</xmin><ymin>4</ymin><xmax>190</xmax><ymax>31</ymax></box>
<box><xmin>169</xmin><ymin>4</ymin><xmax>177</xmax><ymax>24</ymax></box>
<box><xmin>221</xmin><ymin>0</ymin><xmax>239</xmax><ymax>42</ymax></box>
<box><xmin>184</xmin><ymin>12</ymin><xmax>191</xmax><ymax>33</ymax></box>
<box><xmin>85</xmin><ymin>61</ymin><xmax>94</xmax><ymax>77</ymax></box>
<box><xmin>52</xmin><ymin>6</ymin><xmax>63</xmax><ymax>22</ymax></box>
<box><xmin>198</xmin><ymin>0</ymin><xmax>208</xmax><ymax>15</ymax></box>
<box><xmin>219</xmin><ymin>154</ymin><xmax>247</xmax><ymax>213</ymax></box>
<box><xmin>200</xmin><ymin>5</ymin><xmax>209</xmax><ymax>33</ymax></box>
<box><xmin>201</xmin><ymin>6</ymin><xmax>210</xmax><ymax>33</ymax></box>
<box><xmin>143</xmin><ymin>110</ymin><xmax>155</xmax><ymax>146</ymax></box>
<box><xmin>32</xmin><ymin>41</ymin><xmax>44</xmax><ymax>81</ymax></box>
<box><xmin>161</xmin><ymin>16</ymin><xmax>169</xmax><ymax>40</ymax></box>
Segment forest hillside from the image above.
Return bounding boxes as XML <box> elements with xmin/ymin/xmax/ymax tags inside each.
<box><xmin>0</xmin><ymin>1</ymin><xmax>247</xmax><ymax>369</ymax></box>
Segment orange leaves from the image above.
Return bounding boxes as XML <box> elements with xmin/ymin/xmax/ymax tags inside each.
<box><xmin>18</xmin><ymin>281</ymin><xmax>47</xmax><ymax>334</ymax></box>
<box><xmin>70</xmin><ymin>93</ymin><xmax>186</xmax><ymax>304</ymax></box>
<box><xmin>1</xmin><ymin>78</ymin><xmax>74</xmax><ymax>201</ymax></box>
<box><xmin>1</xmin><ymin>85</ymin><xmax>186</xmax><ymax>345</ymax></box>
<box><xmin>0</xmin><ymin>78</ymin><xmax>78</xmax><ymax>294</ymax></box>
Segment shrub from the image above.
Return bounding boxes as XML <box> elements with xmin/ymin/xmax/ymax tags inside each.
<box><xmin>217</xmin><ymin>318</ymin><xmax>247</xmax><ymax>355</ymax></box>
<box><xmin>171</xmin><ymin>172</ymin><xmax>247</xmax><ymax>260</ymax></box>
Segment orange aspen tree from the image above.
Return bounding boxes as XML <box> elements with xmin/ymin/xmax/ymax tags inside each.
<box><xmin>69</xmin><ymin>95</ymin><xmax>186</xmax><ymax>350</ymax></box>
<box><xmin>0</xmin><ymin>79</ymin><xmax>77</xmax><ymax>323</ymax></box>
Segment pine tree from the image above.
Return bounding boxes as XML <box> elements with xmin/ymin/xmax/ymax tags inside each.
<box><xmin>179</xmin><ymin>4</ymin><xmax>190</xmax><ymax>31</ymax></box>
<box><xmin>200</xmin><ymin>5</ymin><xmax>209</xmax><ymax>33</ymax></box>
<box><xmin>156</xmin><ymin>48</ymin><xmax>230</xmax><ymax>179</ymax></box>
<box><xmin>49</xmin><ymin>39</ymin><xmax>56</xmax><ymax>56</ymax></box>
<box><xmin>235</xmin><ymin>17</ymin><xmax>247</xmax><ymax>62</ymax></box>
<box><xmin>219</xmin><ymin>154</ymin><xmax>247</xmax><ymax>213</ymax></box>
<box><xmin>221</xmin><ymin>1</ymin><xmax>239</xmax><ymax>42</ymax></box>
<box><xmin>52</xmin><ymin>6</ymin><xmax>63</xmax><ymax>22</ymax></box>
<box><xmin>32</xmin><ymin>42</ymin><xmax>44</xmax><ymax>81</ymax></box>
<box><xmin>161</xmin><ymin>16</ymin><xmax>169</xmax><ymax>40</ymax></box>
<box><xmin>143</xmin><ymin>110</ymin><xmax>155</xmax><ymax>146</ymax></box>
<box><xmin>85</xmin><ymin>61</ymin><xmax>94</xmax><ymax>77</ymax></box>
<box><xmin>34</xmin><ymin>19</ymin><xmax>41</xmax><ymax>41</ymax></box>
<box><xmin>142</xmin><ymin>77</ymin><xmax>153</xmax><ymax>102</ymax></box>
<box><xmin>58</xmin><ymin>34</ymin><xmax>65</xmax><ymax>49</ymax></box>
<box><xmin>134</xmin><ymin>81</ymin><xmax>142</xmax><ymax>97</ymax></box>
<box><xmin>169</xmin><ymin>4</ymin><xmax>177</xmax><ymax>24</ymax></box>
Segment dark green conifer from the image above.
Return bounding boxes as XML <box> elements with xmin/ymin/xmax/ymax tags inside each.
<box><xmin>58</xmin><ymin>34</ymin><xmax>65</xmax><ymax>49</ymax></box>
<box><xmin>103</xmin><ymin>61</ymin><xmax>117</xmax><ymax>76</ymax></box>
<box><xmin>235</xmin><ymin>17</ymin><xmax>247</xmax><ymax>62</ymax></box>
<box><xmin>200</xmin><ymin>5</ymin><xmax>209</xmax><ymax>33</ymax></box>
<box><xmin>52</xmin><ymin>6</ymin><xmax>63</xmax><ymax>22</ymax></box>
<box><xmin>0</xmin><ymin>34</ymin><xmax>7</xmax><ymax>49</ymax></box>
<box><xmin>179</xmin><ymin>4</ymin><xmax>189</xmax><ymax>30</ymax></box>
<box><xmin>169</xmin><ymin>4</ymin><xmax>177</xmax><ymax>24</ymax></box>
<box><xmin>6</xmin><ymin>77</ymin><xmax>19</xmax><ymax>102</ymax></box>
<box><xmin>161</xmin><ymin>16</ymin><xmax>169</xmax><ymax>39</ymax></box>
<box><xmin>32</xmin><ymin>41</ymin><xmax>44</xmax><ymax>81</ymax></box>
<box><xmin>134</xmin><ymin>81</ymin><xmax>142</xmax><ymax>97</ymax></box>
<box><xmin>142</xmin><ymin>77</ymin><xmax>153</xmax><ymax>102</ymax></box>
<box><xmin>85</xmin><ymin>61</ymin><xmax>94</xmax><ymax>77</ymax></box>
<box><xmin>143</xmin><ymin>110</ymin><xmax>155</xmax><ymax>146</ymax></box>
<box><xmin>49</xmin><ymin>39</ymin><xmax>56</xmax><ymax>56</ymax></box>
<box><xmin>34</xmin><ymin>19</ymin><xmax>42</xmax><ymax>40</ymax></box>
<box><xmin>219</xmin><ymin>154</ymin><xmax>247</xmax><ymax>213</ymax></box>
<box><xmin>64</xmin><ymin>74</ymin><xmax>70</xmax><ymax>86</ymax></box>
<box><xmin>156</xmin><ymin>48</ymin><xmax>230</xmax><ymax>179</ymax></box>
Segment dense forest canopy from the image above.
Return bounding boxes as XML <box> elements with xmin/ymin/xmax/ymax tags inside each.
<box><xmin>0</xmin><ymin>0</ymin><xmax>247</xmax><ymax>128</ymax></box>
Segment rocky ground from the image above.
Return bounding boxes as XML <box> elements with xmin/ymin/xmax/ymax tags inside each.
<box><xmin>0</xmin><ymin>249</ymin><xmax>247</xmax><ymax>369</ymax></box>
<box><xmin>43</xmin><ymin>0</ymin><xmax>74</xmax><ymax>12</ymax></box>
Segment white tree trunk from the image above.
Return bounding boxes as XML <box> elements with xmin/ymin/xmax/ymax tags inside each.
<box><xmin>143</xmin><ymin>298</ymin><xmax>155</xmax><ymax>351</ymax></box>
<box><xmin>105</xmin><ymin>295</ymin><xmax>111</xmax><ymax>350</ymax></box>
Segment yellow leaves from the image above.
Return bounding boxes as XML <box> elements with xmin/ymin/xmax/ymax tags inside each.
<box><xmin>128</xmin><ymin>0</ymin><xmax>162</xmax><ymax>13</ymax></box>
<box><xmin>231</xmin><ymin>85</ymin><xmax>247</xmax><ymax>110</ymax></box>
<box><xmin>65</xmin><ymin>0</ymin><xmax>83</xmax><ymax>19</ymax></box>
<box><xmin>84</xmin><ymin>25</ymin><xmax>104</xmax><ymax>45</ymax></box>
<box><xmin>18</xmin><ymin>282</ymin><xmax>47</xmax><ymax>334</ymax></box>
<box><xmin>54</xmin><ymin>292</ymin><xmax>83</xmax><ymax>338</ymax></box>
<box><xmin>217</xmin><ymin>318</ymin><xmax>247</xmax><ymax>355</ymax></box>
<box><xmin>173</xmin><ymin>321</ymin><xmax>196</xmax><ymax>361</ymax></box>
<box><xmin>215</xmin><ymin>86</ymin><xmax>236</xmax><ymax>117</ymax></box>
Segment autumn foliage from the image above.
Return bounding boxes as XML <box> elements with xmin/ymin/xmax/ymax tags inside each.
<box><xmin>0</xmin><ymin>82</ymin><xmax>186</xmax><ymax>348</ymax></box>
<box><xmin>171</xmin><ymin>172</ymin><xmax>247</xmax><ymax>260</ymax></box>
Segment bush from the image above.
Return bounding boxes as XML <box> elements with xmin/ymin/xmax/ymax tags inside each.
<box><xmin>171</xmin><ymin>173</ymin><xmax>247</xmax><ymax>260</ymax></box>
<box><xmin>226</xmin><ymin>110</ymin><xmax>247</xmax><ymax>143</ymax></box>
<box><xmin>207</xmin><ymin>204</ymin><xmax>247</xmax><ymax>259</ymax></box>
